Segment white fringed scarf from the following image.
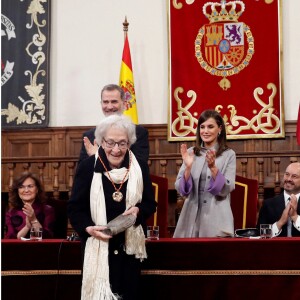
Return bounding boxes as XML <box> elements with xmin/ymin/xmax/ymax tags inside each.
<box><xmin>81</xmin><ymin>150</ymin><xmax>146</xmax><ymax>300</ymax></box>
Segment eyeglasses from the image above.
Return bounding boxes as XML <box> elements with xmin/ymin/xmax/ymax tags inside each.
<box><xmin>18</xmin><ymin>184</ymin><xmax>36</xmax><ymax>191</ymax></box>
<box><xmin>103</xmin><ymin>138</ymin><xmax>129</xmax><ymax>150</ymax></box>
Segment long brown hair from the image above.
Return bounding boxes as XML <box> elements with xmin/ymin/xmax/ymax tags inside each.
<box><xmin>194</xmin><ymin>109</ymin><xmax>228</xmax><ymax>157</ymax></box>
<box><xmin>9</xmin><ymin>172</ymin><xmax>47</xmax><ymax>209</ymax></box>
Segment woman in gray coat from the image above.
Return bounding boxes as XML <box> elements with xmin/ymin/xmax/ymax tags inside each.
<box><xmin>173</xmin><ymin>110</ymin><xmax>236</xmax><ymax>238</ymax></box>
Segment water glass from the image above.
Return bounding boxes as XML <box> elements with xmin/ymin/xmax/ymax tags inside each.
<box><xmin>260</xmin><ymin>224</ymin><xmax>272</xmax><ymax>239</ymax></box>
<box><xmin>30</xmin><ymin>227</ymin><xmax>43</xmax><ymax>241</ymax></box>
<box><xmin>147</xmin><ymin>226</ymin><xmax>159</xmax><ymax>240</ymax></box>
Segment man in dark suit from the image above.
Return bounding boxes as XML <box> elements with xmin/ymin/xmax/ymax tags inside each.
<box><xmin>78</xmin><ymin>84</ymin><xmax>149</xmax><ymax>165</ymax></box>
<box><xmin>257</xmin><ymin>162</ymin><xmax>300</xmax><ymax>237</ymax></box>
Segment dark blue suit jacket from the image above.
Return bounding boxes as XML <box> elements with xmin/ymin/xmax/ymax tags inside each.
<box><xmin>257</xmin><ymin>194</ymin><xmax>300</xmax><ymax>237</ymax></box>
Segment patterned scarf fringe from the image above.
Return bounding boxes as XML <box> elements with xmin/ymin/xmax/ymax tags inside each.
<box><xmin>125</xmin><ymin>224</ymin><xmax>147</xmax><ymax>261</ymax></box>
<box><xmin>82</xmin><ymin>281</ymin><xmax>120</xmax><ymax>300</ymax></box>
<box><xmin>81</xmin><ymin>238</ymin><xmax>122</xmax><ymax>300</ymax></box>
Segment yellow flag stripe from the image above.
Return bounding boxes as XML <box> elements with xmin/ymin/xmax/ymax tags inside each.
<box><xmin>119</xmin><ymin>36</ymin><xmax>138</xmax><ymax>124</ymax></box>
<box><xmin>120</xmin><ymin>62</ymin><xmax>133</xmax><ymax>82</ymax></box>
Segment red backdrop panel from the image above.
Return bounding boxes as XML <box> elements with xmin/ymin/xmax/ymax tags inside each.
<box><xmin>168</xmin><ymin>0</ymin><xmax>283</xmax><ymax>140</ymax></box>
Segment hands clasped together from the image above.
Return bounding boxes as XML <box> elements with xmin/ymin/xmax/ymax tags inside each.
<box><xmin>278</xmin><ymin>194</ymin><xmax>298</xmax><ymax>229</ymax></box>
<box><xmin>22</xmin><ymin>202</ymin><xmax>38</xmax><ymax>228</ymax></box>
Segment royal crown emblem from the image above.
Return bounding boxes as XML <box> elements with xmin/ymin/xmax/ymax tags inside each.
<box><xmin>203</xmin><ymin>0</ymin><xmax>245</xmax><ymax>23</ymax></box>
<box><xmin>195</xmin><ymin>0</ymin><xmax>254</xmax><ymax>90</ymax></box>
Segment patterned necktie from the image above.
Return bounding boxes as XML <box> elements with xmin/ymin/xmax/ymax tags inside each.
<box><xmin>287</xmin><ymin>197</ymin><xmax>292</xmax><ymax>237</ymax></box>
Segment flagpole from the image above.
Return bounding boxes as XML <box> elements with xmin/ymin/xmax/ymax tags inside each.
<box><xmin>123</xmin><ymin>16</ymin><xmax>129</xmax><ymax>40</ymax></box>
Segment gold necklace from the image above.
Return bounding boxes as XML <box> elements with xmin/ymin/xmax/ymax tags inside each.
<box><xmin>98</xmin><ymin>151</ymin><xmax>131</xmax><ymax>202</ymax></box>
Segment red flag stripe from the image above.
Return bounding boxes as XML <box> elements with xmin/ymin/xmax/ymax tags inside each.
<box><xmin>122</xmin><ymin>36</ymin><xmax>132</xmax><ymax>69</ymax></box>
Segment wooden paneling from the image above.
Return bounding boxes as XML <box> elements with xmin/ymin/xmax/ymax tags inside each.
<box><xmin>2</xmin><ymin>122</ymin><xmax>300</xmax><ymax>231</ymax></box>
<box><xmin>2</xmin><ymin>122</ymin><xmax>300</xmax><ymax>187</ymax></box>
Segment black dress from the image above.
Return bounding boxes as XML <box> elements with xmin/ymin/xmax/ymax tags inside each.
<box><xmin>68</xmin><ymin>147</ymin><xmax>156</xmax><ymax>299</ymax></box>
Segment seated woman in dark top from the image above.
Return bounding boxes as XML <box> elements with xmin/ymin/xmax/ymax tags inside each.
<box><xmin>5</xmin><ymin>172</ymin><xmax>55</xmax><ymax>239</ymax></box>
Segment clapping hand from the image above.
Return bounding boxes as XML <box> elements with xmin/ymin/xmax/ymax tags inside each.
<box><xmin>83</xmin><ymin>137</ymin><xmax>98</xmax><ymax>157</ymax></box>
<box><xmin>278</xmin><ymin>204</ymin><xmax>290</xmax><ymax>229</ymax></box>
<box><xmin>289</xmin><ymin>194</ymin><xmax>298</xmax><ymax>222</ymax></box>
<box><xmin>205</xmin><ymin>149</ymin><xmax>216</xmax><ymax>169</ymax></box>
<box><xmin>22</xmin><ymin>202</ymin><xmax>36</xmax><ymax>223</ymax></box>
<box><xmin>180</xmin><ymin>144</ymin><xmax>194</xmax><ymax>169</ymax></box>
<box><xmin>278</xmin><ymin>194</ymin><xmax>298</xmax><ymax>229</ymax></box>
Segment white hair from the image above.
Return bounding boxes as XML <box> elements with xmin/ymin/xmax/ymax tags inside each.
<box><xmin>95</xmin><ymin>115</ymin><xmax>136</xmax><ymax>146</ymax></box>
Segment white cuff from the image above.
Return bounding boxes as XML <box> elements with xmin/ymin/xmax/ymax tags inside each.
<box><xmin>293</xmin><ymin>215</ymin><xmax>300</xmax><ymax>231</ymax></box>
<box><xmin>272</xmin><ymin>222</ymin><xmax>281</xmax><ymax>237</ymax></box>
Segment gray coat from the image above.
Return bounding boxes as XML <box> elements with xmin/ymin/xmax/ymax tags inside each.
<box><xmin>173</xmin><ymin>148</ymin><xmax>236</xmax><ymax>238</ymax></box>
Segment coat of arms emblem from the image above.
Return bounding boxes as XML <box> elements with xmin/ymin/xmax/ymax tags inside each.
<box><xmin>195</xmin><ymin>0</ymin><xmax>254</xmax><ymax>90</ymax></box>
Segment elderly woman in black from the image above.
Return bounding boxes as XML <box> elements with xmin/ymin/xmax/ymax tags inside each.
<box><xmin>68</xmin><ymin>114</ymin><xmax>156</xmax><ymax>300</ymax></box>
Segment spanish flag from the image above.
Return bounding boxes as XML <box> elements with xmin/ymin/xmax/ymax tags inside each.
<box><xmin>119</xmin><ymin>35</ymin><xmax>138</xmax><ymax>124</ymax></box>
